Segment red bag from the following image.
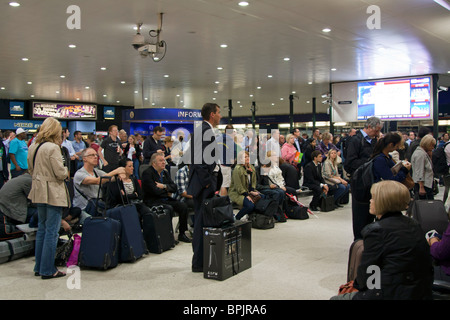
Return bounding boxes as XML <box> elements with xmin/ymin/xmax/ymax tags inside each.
<box><xmin>338</xmin><ymin>280</ymin><xmax>359</xmax><ymax>295</ymax></box>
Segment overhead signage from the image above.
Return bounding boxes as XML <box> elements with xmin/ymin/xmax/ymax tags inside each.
<box><xmin>10</xmin><ymin>101</ymin><xmax>25</xmax><ymax>117</ymax></box>
<box><xmin>104</xmin><ymin>106</ymin><xmax>115</xmax><ymax>120</ymax></box>
<box><xmin>32</xmin><ymin>102</ymin><xmax>97</xmax><ymax>120</ymax></box>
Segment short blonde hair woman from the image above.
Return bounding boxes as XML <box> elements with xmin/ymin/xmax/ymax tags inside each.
<box><xmin>369</xmin><ymin>180</ymin><xmax>410</xmax><ymax>217</ymax></box>
<box><xmin>28</xmin><ymin>117</ymin><xmax>69</xmax><ymax>280</ymax></box>
<box><xmin>332</xmin><ymin>180</ymin><xmax>433</xmax><ymax>300</ymax></box>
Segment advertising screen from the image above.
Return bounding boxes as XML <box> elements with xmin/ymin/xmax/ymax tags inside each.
<box><xmin>357</xmin><ymin>76</ymin><xmax>431</xmax><ymax>120</ymax></box>
<box><xmin>33</xmin><ymin>102</ymin><xmax>97</xmax><ymax>120</ymax></box>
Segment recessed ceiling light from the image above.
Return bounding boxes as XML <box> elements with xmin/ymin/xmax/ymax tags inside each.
<box><xmin>164</xmin><ymin>75</ymin><xmax>169</xmax><ymax>78</ymax></box>
<box><xmin>283</xmin><ymin>57</ymin><xmax>290</xmax><ymax>61</ymax></box>
<box><xmin>22</xmin><ymin>58</ymin><xmax>29</xmax><ymax>61</ymax></box>
<box><xmin>214</xmin><ymin>91</ymin><xmax>218</xmax><ymax>94</ymax></box>
<box><xmin>60</xmin><ymin>75</ymin><xmax>65</xmax><ymax>78</ymax></box>
<box><xmin>331</xmin><ymin>68</ymin><xmax>337</xmax><ymax>71</ymax></box>
<box><xmin>85</xmin><ymin>86</ymin><xmax>90</xmax><ymax>89</ymax></box>
<box><xmin>257</xmin><ymin>87</ymin><xmax>262</xmax><ymax>90</ymax></box>
<box><xmin>9</xmin><ymin>2</ymin><xmax>20</xmax><ymax>7</ymax></box>
<box><xmin>215</xmin><ymin>81</ymin><xmax>220</xmax><ymax>84</ymax></box>
<box><xmin>27</xmin><ymin>81</ymin><xmax>32</xmax><ymax>84</ymax></box>
<box><xmin>135</xmin><ymin>91</ymin><xmax>139</xmax><ymax>94</ymax></box>
<box><xmin>103</xmin><ymin>94</ymin><xmax>107</xmax><ymax>97</ymax></box>
<box><xmin>116</xmin><ymin>101</ymin><xmax>120</xmax><ymax>103</ymax></box>
<box><xmin>220</xmin><ymin>44</ymin><xmax>228</xmax><ymax>48</ymax></box>
<box><xmin>268</xmin><ymin>75</ymin><xmax>273</xmax><ymax>78</ymax></box>
<box><xmin>308</xmin><ymin>82</ymin><xmax>313</xmax><ymax>85</ymax></box>
<box><xmin>56</xmin><ymin>91</ymin><xmax>60</xmax><ymax>94</ymax></box>
<box><xmin>121</xmin><ymin>81</ymin><xmax>126</xmax><ymax>84</ymax></box>
<box><xmin>100</xmin><ymin>67</ymin><xmax>107</xmax><ymax>70</ymax></box>
<box><xmin>280</xmin><ymin>98</ymin><xmax>284</xmax><ymax>101</ymax></box>
<box><xmin>322</xmin><ymin>28</ymin><xmax>331</xmax><ymax>33</ymax></box>
<box><xmin>217</xmin><ymin>67</ymin><xmax>223</xmax><ymax>70</ymax></box>
<box><xmin>238</xmin><ymin>1</ymin><xmax>249</xmax><ymax>6</ymax></box>
<box><xmin>30</xmin><ymin>95</ymin><xmax>34</xmax><ymax>98</ymax></box>
<box><xmin>1</xmin><ymin>87</ymin><xmax>5</xmax><ymax>90</ymax></box>
<box><xmin>76</xmin><ymin>98</ymin><xmax>80</xmax><ymax>101</ymax></box>
<box><xmin>68</xmin><ymin>44</ymin><xmax>77</xmax><ymax>48</ymax></box>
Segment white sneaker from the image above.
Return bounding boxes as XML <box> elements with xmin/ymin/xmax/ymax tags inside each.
<box><xmin>16</xmin><ymin>224</ymin><xmax>38</xmax><ymax>233</ymax></box>
<box><xmin>240</xmin><ymin>214</ymin><xmax>249</xmax><ymax>222</ymax></box>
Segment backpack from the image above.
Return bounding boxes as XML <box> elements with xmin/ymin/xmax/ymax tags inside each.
<box><xmin>350</xmin><ymin>159</ymin><xmax>375</xmax><ymax>203</ymax></box>
<box><xmin>432</xmin><ymin>142</ymin><xmax>450</xmax><ymax>176</ymax></box>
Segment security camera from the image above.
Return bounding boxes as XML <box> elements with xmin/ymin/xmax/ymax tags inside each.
<box><xmin>439</xmin><ymin>86</ymin><xmax>448</xmax><ymax>92</ymax></box>
<box><xmin>132</xmin><ymin>33</ymin><xmax>145</xmax><ymax>50</ymax></box>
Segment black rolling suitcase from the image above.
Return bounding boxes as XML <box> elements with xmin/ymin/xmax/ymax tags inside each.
<box><xmin>142</xmin><ymin>204</ymin><xmax>176</xmax><ymax>253</ymax></box>
<box><xmin>106</xmin><ymin>180</ymin><xmax>148</xmax><ymax>262</ymax></box>
<box><xmin>408</xmin><ymin>199</ymin><xmax>449</xmax><ymax>235</ymax></box>
<box><xmin>79</xmin><ymin>176</ymin><xmax>121</xmax><ymax>270</ymax></box>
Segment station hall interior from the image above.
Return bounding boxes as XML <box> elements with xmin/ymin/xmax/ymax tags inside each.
<box><xmin>0</xmin><ymin>0</ymin><xmax>450</xmax><ymax>302</ymax></box>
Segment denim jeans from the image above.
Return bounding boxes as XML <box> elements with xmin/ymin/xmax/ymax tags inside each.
<box><xmin>236</xmin><ymin>194</ymin><xmax>266</xmax><ymax>220</ymax></box>
<box><xmin>34</xmin><ymin>204</ymin><xmax>63</xmax><ymax>276</ymax></box>
<box><xmin>331</xmin><ymin>183</ymin><xmax>350</xmax><ymax>204</ymax></box>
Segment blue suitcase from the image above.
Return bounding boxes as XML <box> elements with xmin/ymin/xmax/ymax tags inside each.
<box><xmin>79</xmin><ymin>216</ymin><xmax>121</xmax><ymax>270</ymax></box>
<box><xmin>106</xmin><ymin>204</ymin><xmax>148</xmax><ymax>262</ymax></box>
<box><xmin>79</xmin><ymin>176</ymin><xmax>121</xmax><ymax>270</ymax></box>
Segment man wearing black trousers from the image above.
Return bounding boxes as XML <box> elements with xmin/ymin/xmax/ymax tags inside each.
<box><xmin>303</xmin><ymin>150</ymin><xmax>329</xmax><ymax>211</ymax></box>
<box><xmin>141</xmin><ymin>153</ymin><xmax>191</xmax><ymax>243</ymax></box>
<box><xmin>187</xmin><ymin>103</ymin><xmax>222</xmax><ymax>273</ymax></box>
<box><xmin>344</xmin><ymin>117</ymin><xmax>382</xmax><ymax>240</ymax></box>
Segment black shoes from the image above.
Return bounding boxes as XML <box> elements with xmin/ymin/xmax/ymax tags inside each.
<box><xmin>309</xmin><ymin>206</ymin><xmax>319</xmax><ymax>212</ymax></box>
<box><xmin>192</xmin><ymin>265</ymin><xmax>203</xmax><ymax>273</ymax></box>
<box><xmin>178</xmin><ymin>233</ymin><xmax>192</xmax><ymax>243</ymax></box>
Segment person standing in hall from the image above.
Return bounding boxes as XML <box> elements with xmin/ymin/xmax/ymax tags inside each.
<box><xmin>143</xmin><ymin>126</ymin><xmax>165</xmax><ymax>165</ymax></box>
<box><xmin>9</xmin><ymin>128</ymin><xmax>29</xmax><ymax>179</ymax></box>
<box><xmin>27</xmin><ymin>117</ymin><xmax>70</xmax><ymax>279</ymax></box>
<box><xmin>344</xmin><ymin>117</ymin><xmax>383</xmax><ymax>241</ymax></box>
<box><xmin>98</xmin><ymin>125</ymin><xmax>123</xmax><ymax>173</ymax></box>
<box><xmin>188</xmin><ymin>103</ymin><xmax>222</xmax><ymax>273</ymax></box>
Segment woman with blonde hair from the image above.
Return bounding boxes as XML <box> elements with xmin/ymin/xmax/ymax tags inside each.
<box><xmin>411</xmin><ymin>134</ymin><xmax>436</xmax><ymax>199</ymax></box>
<box><xmin>322</xmin><ymin>148</ymin><xmax>349</xmax><ymax>207</ymax></box>
<box><xmin>332</xmin><ymin>180</ymin><xmax>433</xmax><ymax>300</ymax></box>
<box><xmin>28</xmin><ymin>117</ymin><xmax>70</xmax><ymax>279</ymax></box>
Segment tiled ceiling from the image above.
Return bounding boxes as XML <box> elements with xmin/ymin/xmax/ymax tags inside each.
<box><xmin>0</xmin><ymin>0</ymin><xmax>449</xmax><ymax>117</ymax></box>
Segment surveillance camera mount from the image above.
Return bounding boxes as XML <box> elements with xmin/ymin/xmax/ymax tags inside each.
<box><xmin>133</xmin><ymin>13</ymin><xmax>167</xmax><ymax>62</ymax></box>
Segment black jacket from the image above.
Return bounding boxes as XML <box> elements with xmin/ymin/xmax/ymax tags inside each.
<box><xmin>106</xmin><ymin>176</ymin><xmax>143</xmax><ymax>208</ymax></box>
<box><xmin>302</xmin><ymin>161</ymin><xmax>325</xmax><ymax>191</ymax></box>
<box><xmin>344</xmin><ymin>130</ymin><xmax>377</xmax><ymax>175</ymax></box>
<box><xmin>187</xmin><ymin>121</ymin><xmax>222</xmax><ymax>198</ymax></box>
<box><xmin>354</xmin><ymin>212</ymin><xmax>433</xmax><ymax>300</ymax></box>
<box><xmin>143</xmin><ymin>136</ymin><xmax>163</xmax><ymax>164</ymax></box>
<box><xmin>141</xmin><ymin>166</ymin><xmax>177</xmax><ymax>206</ymax></box>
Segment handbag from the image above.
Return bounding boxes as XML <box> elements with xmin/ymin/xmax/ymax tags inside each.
<box><xmin>66</xmin><ymin>234</ymin><xmax>81</xmax><ymax>267</ymax></box>
<box><xmin>294</xmin><ymin>152</ymin><xmax>303</xmax><ymax>164</ymax></box>
<box><xmin>55</xmin><ymin>232</ymin><xmax>74</xmax><ymax>266</ymax></box>
<box><xmin>202</xmin><ymin>195</ymin><xmax>235</xmax><ymax>228</ymax></box>
<box><xmin>391</xmin><ymin>162</ymin><xmax>414</xmax><ymax>190</ymax></box>
<box><xmin>248</xmin><ymin>193</ymin><xmax>261</xmax><ymax>204</ymax></box>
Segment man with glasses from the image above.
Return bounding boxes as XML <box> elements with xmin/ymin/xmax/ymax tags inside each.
<box><xmin>73</xmin><ymin>147</ymin><xmax>125</xmax><ymax>215</ymax></box>
<box><xmin>98</xmin><ymin>125</ymin><xmax>123</xmax><ymax>173</ymax></box>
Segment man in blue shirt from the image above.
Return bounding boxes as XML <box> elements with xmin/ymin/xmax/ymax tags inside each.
<box><xmin>9</xmin><ymin>128</ymin><xmax>29</xmax><ymax>178</ymax></box>
<box><xmin>72</xmin><ymin>131</ymin><xmax>87</xmax><ymax>170</ymax></box>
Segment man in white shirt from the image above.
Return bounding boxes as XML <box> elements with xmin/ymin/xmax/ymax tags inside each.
<box><xmin>266</xmin><ymin>129</ymin><xmax>281</xmax><ymax>158</ymax></box>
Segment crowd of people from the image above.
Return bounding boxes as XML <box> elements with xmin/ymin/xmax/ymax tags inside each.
<box><xmin>0</xmin><ymin>106</ymin><xmax>449</xmax><ymax>299</ymax></box>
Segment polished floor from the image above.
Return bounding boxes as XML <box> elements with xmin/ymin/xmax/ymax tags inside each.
<box><xmin>0</xmin><ymin>191</ymin><xmax>359</xmax><ymax>301</ymax></box>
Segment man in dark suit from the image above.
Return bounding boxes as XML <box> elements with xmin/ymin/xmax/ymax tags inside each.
<box><xmin>302</xmin><ymin>150</ymin><xmax>329</xmax><ymax>211</ymax></box>
<box><xmin>187</xmin><ymin>103</ymin><xmax>222</xmax><ymax>273</ymax></box>
<box><xmin>344</xmin><ymin>116</ymin><xmax>382</xmax><ymax>240</ymax></box>
<box><xmin>141</xmin><ymin>152</ymin><xmax>191</xmax><ymax>243</ymax></box>
<box><xmin>143</xmin><ymin>126</ymin><xmax>165</xmax><ymax>164</ymax></box>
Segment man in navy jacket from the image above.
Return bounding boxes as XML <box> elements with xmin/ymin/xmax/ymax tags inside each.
<box><xmin>187</xmin><ymin>103</ymin><xmax>222</xmax><ymax>273</ymax></box>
